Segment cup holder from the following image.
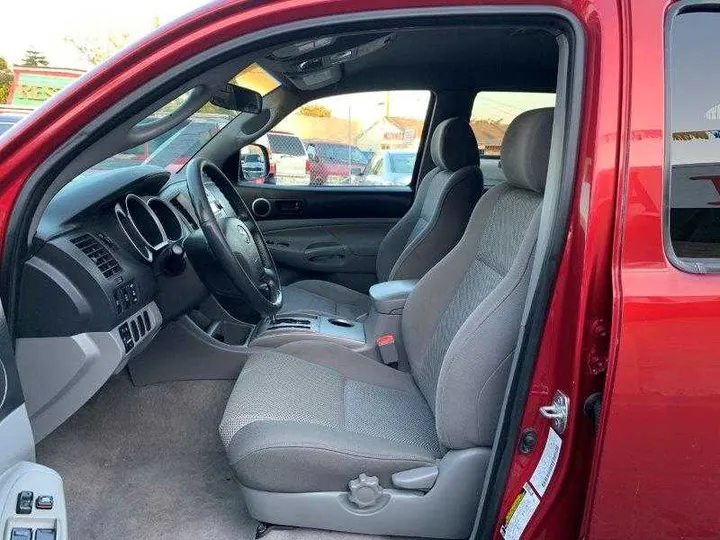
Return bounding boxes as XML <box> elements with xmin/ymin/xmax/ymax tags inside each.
<box><xmin>328</xmin><ymin>318</ymin><xmax>355</xmax><ymax>328</ymax></box>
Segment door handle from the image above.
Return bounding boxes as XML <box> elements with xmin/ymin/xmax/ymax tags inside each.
<box><xmin>304</xmin><ymin>244</ymin><xmax>346</xmax><ymax>261</ymax></box>
<box><xmin>275</xmin><ymin>199</ymin><xmax>303</xmax><ymax>214</ymax></box>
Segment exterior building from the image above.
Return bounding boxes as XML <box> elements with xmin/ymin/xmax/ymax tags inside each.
<box><xmin>4</xmin><ymin>66</ymin><xmax>85</xmax><ymax>110</ymax></box>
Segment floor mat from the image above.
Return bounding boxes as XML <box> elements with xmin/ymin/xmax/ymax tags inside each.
<box><xmin>36</xmin><ymin>372</ymin><xmax>257</xmax><ymax>540</ymax></box>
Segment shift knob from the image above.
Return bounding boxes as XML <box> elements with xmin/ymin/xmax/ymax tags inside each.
<box><xmin>162</xmin><ymin>243</ymin><xmax>186</xmax><ymax>275</ymax></box>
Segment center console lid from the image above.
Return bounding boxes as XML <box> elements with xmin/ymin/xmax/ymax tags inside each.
<box><xmin>368</xmin><ymin>280</ymin><xmax>418</xmax><ymax>314</ymax></box>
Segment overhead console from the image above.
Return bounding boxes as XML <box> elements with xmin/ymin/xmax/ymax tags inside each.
<box><xmin>262</xmin><ymin>33</ymin><xmax>395</xmax><ymax>90</ymax></box>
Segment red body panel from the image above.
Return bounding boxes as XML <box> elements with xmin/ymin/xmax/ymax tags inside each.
<box><xmin>583</xmin><ymin>1</ymin><xmax>720</xmax><ymax>538</ymax></box>
<box><xmin>0</xmin><ymin>0</ymin><xmax>707</xmax><ymax>538</ymax></box>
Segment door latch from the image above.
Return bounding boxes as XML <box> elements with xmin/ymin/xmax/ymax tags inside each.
<box><xmin>539</xmin><ymin>390</ymin><xmax>569</xmax><ymax>434</ymax></box>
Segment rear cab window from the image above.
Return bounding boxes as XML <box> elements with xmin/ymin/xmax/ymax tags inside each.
<box><xmin>247</xmin><ymin>90</ymin><xmax>431</xmax><ymax>187</ymax></box>
<box><xmin>666</xmin><ymin>10</ymin><xmax>720</xmax><ymax>266</ymax></box>
<box><xmin>471</xmin><ymin>91</ymin><xmax>556</xmax><ymax>188</ymax></box>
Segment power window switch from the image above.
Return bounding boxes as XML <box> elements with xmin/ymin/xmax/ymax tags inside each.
<box><xmin>16</xmin><ymin>490</ymin><xmax>33</xmax><ymax>514</ymax></box>
<box><xmin>35</xmin><ymin>529</ymin><xmax>57</xmax><ymax>540</ymax></box>
<box><xmin>10</xmin><ymin>529</ymin><xmax>32</xmax><ymax>540</ymax></box>
<box><xmin>36</xmin><ymin>495</ymin><xmax>54</xmax><ymax>510</ymax></box>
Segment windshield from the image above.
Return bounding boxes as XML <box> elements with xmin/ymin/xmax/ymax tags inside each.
<box><xmin>81</xmin><ymin>64</ymin><xmax>278</xmax><ymax>177</ymax></box>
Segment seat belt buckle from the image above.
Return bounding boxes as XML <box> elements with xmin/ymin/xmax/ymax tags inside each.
<box><xmin>376</xmin><ymin>334</ymin><xmax>399</xmax><ymax>368</ymax></box>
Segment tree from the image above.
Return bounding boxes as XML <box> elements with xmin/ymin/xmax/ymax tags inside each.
<box><xmin>0</xmin><ymin>57</ymin><xmax>13</xmax><ymax>104</ymax></box>
<box><xmin>21</xmin><ymin>49</ymin><xmax>49</xmax><ymax>67</ymax></box>
<box><xmin>65</xmin><ymin>18</ymin><xmax>161</xmax><ymax>67</ymax></box>
<box><xmin>65</xmin><ymin>32</ymin><xmax>132</xmax><ymax>66</ymax></box>
<box><xmin>298</xmin><ymin>104</ymin><xmax>332</xmax><ymax>117</ymax></box>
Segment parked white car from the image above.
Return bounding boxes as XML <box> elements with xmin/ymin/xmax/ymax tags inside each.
<box><xmin>359</xmin><ymin>149</ymin><xmax>416</xmax><ymax>186</ymax></box>
<box><xmin>254</xmin><ymin>131</ymin><xmax>311</xmax><ymax>185</ymax></box>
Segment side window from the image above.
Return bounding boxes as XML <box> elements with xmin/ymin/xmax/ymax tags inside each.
<box><xmin>471</xmin><ymin>91</ymin><xmax>556</xmax><ymax>188</ymax></box>
<box><xmin>667</xmin><ymin>11</ymin><xmax>720</xmax><ymax>263</ymax></box>
<box><xmin>248</xmin><ymin>90</ymin><xmax>430</xmax><ymax>187</ymax></box>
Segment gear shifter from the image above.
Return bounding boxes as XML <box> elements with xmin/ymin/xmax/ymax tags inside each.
<box><xmin>159</xmin><ymin>243</ymin><xmax>186</xmax><ymax>276</ymax></box>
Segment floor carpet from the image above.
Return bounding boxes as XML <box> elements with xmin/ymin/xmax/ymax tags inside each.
<box><xmin>36</xmin><ymin>372</ymin><xmax>257</xmax><ymax>540</ymax></box>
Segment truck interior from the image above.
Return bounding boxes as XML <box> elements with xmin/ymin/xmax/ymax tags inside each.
<box><xmin>2</xmin><ymin>10</ymin><xmax>583</xmax><ymax>540</ymax></box>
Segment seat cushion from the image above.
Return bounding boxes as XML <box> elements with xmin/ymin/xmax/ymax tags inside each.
<box><xmin>219</xmin><ymin>341</ymin><xmax>443</xmax><ymax>493</ymax></box>
<box><xmin>279</xmin><ymin>280</ymin><xmax>372</xmax><ymax>319</ymax></box>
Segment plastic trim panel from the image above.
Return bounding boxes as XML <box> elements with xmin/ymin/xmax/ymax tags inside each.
<box><xmin>15</xmin><ymin>302</ymin><xmax>162</xmax><ymax>442</ymax></box>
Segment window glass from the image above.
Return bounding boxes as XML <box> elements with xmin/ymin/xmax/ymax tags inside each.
<box><xmin>246</xmin><ymin>90</ymin><xmax>430</xmax><ymax>187</ymax></box>
<box><xmin>76</xmin><ymin>64</ymin><xmax>279</xmax><ymax>178</ymax></box>
<box><xmin>668</xmin><ymin>12</ymin><xmax>720</xmax><ymax>261</ymax></box>
<box><xmin>389</xmin><ymin>153</ymin><xmax>415</xmax><ymax>174</ymax></box>
<box><xmin>0</xmin><ymin>122</ymin><xmax>15</xmax><ymax>136</ymax></box>
<box><xmin>267</xmin><ymin>133</ymin><xmax>306</xmax><ymax>156</ymax></box>
<box><xmin>471</xmin><ymin>91</ymin><xmax>556</xmax><ymax>187</ymax></box>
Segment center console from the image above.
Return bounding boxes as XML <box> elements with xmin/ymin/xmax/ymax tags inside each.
<box><xmin>252</xmin><ymin>315</ymin><xmax>365</xmax><ymax>350</ymax></box>
<box><xmin>250</xmin><ymin>280</ymin><xmax>419</xmax><ymax>361</ymax></box>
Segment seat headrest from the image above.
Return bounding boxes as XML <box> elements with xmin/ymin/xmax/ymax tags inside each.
<box><xmin>501</xmin><ymin>107</ymin><xmax>554</xmax><ymax>193</ymax></box>
<box><xmin>430</xmin><ymin>117</ymin><xmax>479</xmax><ymax>172</ymax></box>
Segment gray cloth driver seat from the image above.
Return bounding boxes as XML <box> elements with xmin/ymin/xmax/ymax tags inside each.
<box><xmin>279</xmin><ymin>117</ymin><xmax>484</xmax><ymax>319</ymax></box>
<box><xmin>220</xmin><ymin>108</ymin><xmax>555</xmax><ymax>538</ymax></box>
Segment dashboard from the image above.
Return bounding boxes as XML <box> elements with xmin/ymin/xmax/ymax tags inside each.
<box><xmin>15</xmin><ymin>164</ymin><xmax>237</xmax><ymax>441</ymax></box>
<box><xmin>18</xmin><ymin>165</ymin><xmax>213</xmax><ymax>341</ymax></box>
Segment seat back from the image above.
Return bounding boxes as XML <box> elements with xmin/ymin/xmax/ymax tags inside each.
<box><xmin>375</xmin><ymin>118</ymin><xmax>483</xmax><ymax>282</ymax></box>
<box><xmin>401</xmin><ymin>107</ymin><xmax>554</xmax><ymax>450</ymax></box>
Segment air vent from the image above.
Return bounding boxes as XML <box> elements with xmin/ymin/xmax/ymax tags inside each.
<box><xmin>170</xmin><ymin>197</ymin><xmax>198</xmax><ymax>230</ymax></box>
<box><xmin>71</xmin><ymin>234</ymin><xmax>123</xmax><ymax>278</ymax></box>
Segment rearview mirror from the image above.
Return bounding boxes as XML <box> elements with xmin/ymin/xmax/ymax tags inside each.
<box><xmin>211</xmin><ymin>83</ymin><xmax>263</xmax><ymax>114</ymax></box>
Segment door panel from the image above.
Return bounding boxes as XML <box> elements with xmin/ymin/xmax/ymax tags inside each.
<box><xmin>258</xmin><ymin>218</ymin><xmax>396</xmax><ymax>291</ymax></box>
<box><xmin>237</xmin><ymin>184</ymin><xmax>412</xmax><ymax>220</ymax></box>
<box><xmin>0</xmin><ymin>302</ymin><xmax>69</xmax><ymax>539</ymax></box>
<box><xmin>0</xmin><ymin>303</ymin><xmax>33</xmax><ymax>471</ymax></box>
<box><xmin>237</xmin><ymin>183</ymin><xmax>409</xmax><ymax>290</ymax></box>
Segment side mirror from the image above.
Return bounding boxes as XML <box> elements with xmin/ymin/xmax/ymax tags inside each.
<box><xmin>239</xmin><ymin>143</ymin><xmax>271</xmax><ymax>184</ymax></box>
<box><xmin>211</xmin><ymin>83</ymin><xmax>263</xmax><ymax>114</ymax></box>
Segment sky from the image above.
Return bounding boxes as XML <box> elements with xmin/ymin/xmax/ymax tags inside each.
<box><xmin>0</xmin><ymin>0</ymin><xmax>208</xmax><ymax>69</ymax></box>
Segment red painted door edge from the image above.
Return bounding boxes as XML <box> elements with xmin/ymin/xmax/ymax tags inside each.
<box><xmin>492</xmin><ymin>0</ymin><xmax>624</xmax><ymax>538</ymax></box>
<box><xmin>578</xmin><ymin>0</ymin><xmax>632</xmax><ymax>536</ymax></box>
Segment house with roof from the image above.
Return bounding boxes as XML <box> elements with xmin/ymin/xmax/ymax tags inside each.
<box><xmin>356</xmin><ymin>115</ymin><xmax>508</xmax><ymax>155</ymax></box>
<box><xmin>355</xmin><ymin>116</ymin><xmax>425</xmax><ymax>151</ymax></box>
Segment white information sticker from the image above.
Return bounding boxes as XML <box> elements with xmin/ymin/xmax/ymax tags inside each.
<box><xmin>529</xmin><ymin>428</ymin><xmax>562</xmax><ymax>496</ymax></box>
<box><xmin>500</xmin><ymin>483</ymin><xmax>540</xmax><ymax>540</ymax></box>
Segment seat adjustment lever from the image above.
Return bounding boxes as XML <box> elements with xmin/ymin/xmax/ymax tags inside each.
<box><xmin>392</xmin><ymin>466</ymin><xmax>439</xmax><ymax>492</ymax></box>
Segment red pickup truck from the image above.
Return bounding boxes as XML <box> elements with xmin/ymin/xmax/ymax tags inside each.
<box><xmin>0</xmin><ymin>1</ymin><xmax>717</xmax><ymax>540</ymax></box>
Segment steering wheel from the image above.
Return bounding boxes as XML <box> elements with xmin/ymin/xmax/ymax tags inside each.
<box><xmin>184</xmin><ymin>158</ymin><xmax>282</xmax><ymax>316</ymax></box>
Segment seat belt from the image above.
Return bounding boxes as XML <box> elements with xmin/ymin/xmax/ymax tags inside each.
<box><xmin>375</xmin><ymin>334</ymin><xmax>399</xmax><ymax>368</ymax></box>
